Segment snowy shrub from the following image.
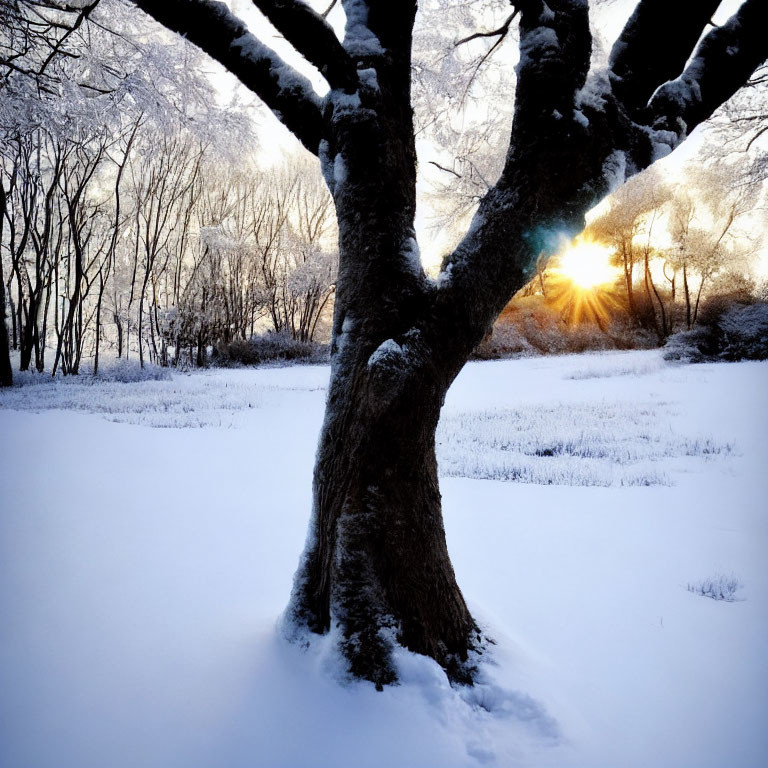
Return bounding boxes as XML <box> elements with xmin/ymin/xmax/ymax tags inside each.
<box><xmin>213</xmin><ymin>331</ymin><xmax>329</xmax><ymax>367</ymax></box>
<box><xmin>7</xmin><ymin>359</ymin><xmax>171</xmax><ymax>385</ymax></box>
<box><xmin>472</xmin><ymin>323</ymin><xmax>537</xmax><ymax>360</ymax></box>
<box><xmin>686</xmin><ymin>574</ymin><xmax>742</xmax><ymax>602</ymax></box>
<box><xmin>663</xmin><ymin>328</ymin><xmax>713</xmax><ymax>363</ymax></box>
<box><xmin>718</xmin><ymin>303</ymin><xmax>768</xmax><ymax>360</ymax></box>
<box><xmin>7</xmin><ymin>368</ymin><xmax>51</xmax><ymax>387</ymax></box>
<box><xmin>664</xmin><ymin>301</ymin><xmax>768</xmax><ymax>363</ymax></box>
<box><xmin>94</xmin><ymin>359</ymin><xmax>172</xmax><ymax>383</ymax></box>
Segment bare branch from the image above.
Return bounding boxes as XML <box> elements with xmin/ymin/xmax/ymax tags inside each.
<box><xmin>37</xmin><ymin>0</ymin><xmax>98</xmax><ymax>79</ymax></box>
<box><xmin>453</xmin><ymin>10</ymin><xmax>518</xmax><ymax>49</ymax></box>
<box><xmin>428</xmin><ymin>160</ymin><xmax>461</xmax><ymax>179</ymax></box>
<box><xmin>321</xmin><ymin>0</ymin><xmax>337</xmax><ymax>18</ymax></box>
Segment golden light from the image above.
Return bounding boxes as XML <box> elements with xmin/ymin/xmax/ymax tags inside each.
<box><xmin>555</xmin><ymin>239</ymin><xmax>616</xmax><ymax>290</ymax></box>
<box><xmin>545</xmin><ymin>237</ymin><xmax>622</xmax><ymax>330</ymax></box>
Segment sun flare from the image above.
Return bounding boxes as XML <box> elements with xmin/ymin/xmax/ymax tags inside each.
<box><xmin>555</xmin><ymin>239</ymin><xmax>616</xmax><ymax>290</ymax></box>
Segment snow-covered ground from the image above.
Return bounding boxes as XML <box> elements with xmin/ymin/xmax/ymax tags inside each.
<box><xmin>1</xmin><ymin>350</ymin><xmax>766</xmax><ymax>768</ymax></box>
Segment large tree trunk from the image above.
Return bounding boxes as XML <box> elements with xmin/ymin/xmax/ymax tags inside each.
<box><xmin>0</xmin><ymin>281</ymin><xmax>11</xmax><ymax>386</ymax></box>
<box><xmin>288</xmin><ymin>330</ymin><xmax>477</xmax><ymax>688</ymax></box>
<box><xmin>284</xmin><ymin>7</ymin><xmax>481</xmax><ymax>682</ymax></box>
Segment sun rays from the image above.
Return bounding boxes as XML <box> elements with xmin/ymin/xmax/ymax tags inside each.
<box><xmin>546</xmin><ymin>237</ymin><xmax>622</xmax><ymax>328</ymax></box>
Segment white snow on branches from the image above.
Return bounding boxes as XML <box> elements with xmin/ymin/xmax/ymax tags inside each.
<box><xmin>342</xmin><ymin>0</ymin><xmax>385</xmax><ymax>57</ymax></box>
<box><xmin>517</xmin><ymin>26</ymin><xmax>559</xmax><ymax>71</ymax></box>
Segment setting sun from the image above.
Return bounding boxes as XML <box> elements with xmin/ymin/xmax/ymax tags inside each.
<box><xmin>555</xmin><ymin>239</ymin><xmax>617</xmax><ymax>290</ymax></box>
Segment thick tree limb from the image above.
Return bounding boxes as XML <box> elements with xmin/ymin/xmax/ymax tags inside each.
<box><xmin>647</xmin><ymin>0</ymin><xmax>768</xmax><ymax>140</ymax></box>
<box><xmin>251</xmin><ymin>0</ymin><xmax>357</xmax><ymax>92</ymax></box>
<box><xmin>609</xmin><ymin>0</ymin><xmax>721</xmax><ymax>121</ymax></box>
<box><xmin>131</xmin><ymin>0</ymin><xmax>324</xmax><ymax>154</ymax></box>
<box><xmin>512</xmin><ymin>0</ymin><xmax>591</xmax><ymax>138</ymax></box>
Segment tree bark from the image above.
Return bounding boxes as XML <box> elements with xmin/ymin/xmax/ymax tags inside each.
<box><xmin>0</xmin><ymin>184</ymin><xmax>12</xmax><ymax>386</ymax></box>
<box><xmin>0</xmin><ymin>294</ymin><xmax>11</xmax><ymax>386</ymax></box>
<box><xmin>289</xmin><ymin>353</ymin><xmax>476</xmax><ymax>688</ymax></box>
<box><xmin>683</xmin><ymin>264</ymin><xmax>692</xmax><ymax>329</ymax></box>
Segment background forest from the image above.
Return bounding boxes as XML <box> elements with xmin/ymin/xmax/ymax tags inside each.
<box><xmin>1</xmin><ymin>0</ymin><xmax>766</xmax><ymax>385</ymax></box>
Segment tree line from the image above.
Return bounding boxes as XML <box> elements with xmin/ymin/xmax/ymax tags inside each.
<box><xmin>0</xmin><ymin>0</ymin><xmax>337</xmax><ymax>384</ymax></box>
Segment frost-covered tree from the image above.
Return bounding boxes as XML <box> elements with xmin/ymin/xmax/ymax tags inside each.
<box><xmin>667</xmin><ymin>161</ymin><xmax>758</xmax><ymax>329</ymax></box>
<box><xmin>0</xmin><ymin>0</ymin><xmax>255</xmax><ymax>379</ymax></box>
<box><xmin>130</xmin><ymin>0</ymin><xmax>768</xmax><ymax>687</ymax></box>
<box><xmin>588</xmin><ymin>168</ymin><xmax>671</xmax><ymax>334</ymax></box>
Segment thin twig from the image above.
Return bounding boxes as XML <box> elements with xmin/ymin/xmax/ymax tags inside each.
<box><xmin>429</xmin><ymin>161</ymin><xmax>462</xmax><ymax>179</ymax></box>
<box><xmin>454</xmin><ymin>10</ymin><xmax>518</xmax><ymax>48</ymax></box>
<box><xmin>321</xmin><ymin>0</ymin><xmax>338</xmax><ymax>19</ymax></box>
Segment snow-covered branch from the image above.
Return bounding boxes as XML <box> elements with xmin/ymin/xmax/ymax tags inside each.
<box><xmin>512</xmin><ymin>0</ymin><xmax>591</xmax><ymax>139</ymax></box>
<box><xmin>647</xmin><ymin>0</ymin><xmax>768</xmax><ymax>142</ymax></box>
<box><xmin>431</xmin><ymin>0</ymin><xmax>767</xmax><ymax>371</ymax></box>
<box><xmin>251</xmin><ymin>0</ymin><xmax>357</xmax><ymax>92</ymax></box>
<box><xmin>608</xmin><ymin>0</ymin><xmax>720</xmax><ymax>123</ymax></box>
<box><xmin>131</xmin><ymin>0</ymin><xmax>325</xmax><ymax>154</ymax></box>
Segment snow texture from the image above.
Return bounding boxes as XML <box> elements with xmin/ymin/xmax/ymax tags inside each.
<box><xmin>601</xmin><ymin>149</ymin><xmax>627</xmax><ymax>193</ymax></box>
<box><xmin>334</xmin><ymin>313</ymin><xmax>357</xmax><ymax>359</ymax></box>
<box><xmin>319</xmin><ymin>139</ymin><xmax>335</xmax><ymax>189</ymax></box>
<box><xmin>575</xmin><ymin>70</ymin><xmax>610</xmax><ymax>113</ymax></box>
<box><xmin>652</xmin><ymin>46</ymin><xmax>706</xmax><ymax>126</ymax></box>
<box><xmin>333</xmin><ymin>153</ymin><xmax>348</xmax><ymax>186</ymax></box>
<box><xmin>367</xmin><ymin>338</ymin><xmax>404</xmax><ymax>368</ymax></box>
<box><xmin>538</xmin><ymin>3</ymin><xmax>555</xmax><ymax>23</ymax></box>
<box><xmin>641</xmin><ymin>124</ymin><xmax>681</xmax><ymax>162</ymax></box>
<box><xmin>357</xmin><ymin>67</ymin><xmax>379</xmax><ymax>92</ymax></box>
<box><xmin>229</xmin><ymin>34</ymin><xmax>321</xmax><ymax>109</ymax></box>
<box><xmin>342</xmin><ymin>0</ymin><xmax>385</xmax><ymax>57</ymax></box>
<box><xmin>1</xmin><ymin>350</ymin><xmax>767</xmax><ymax>768</ymax></box>
<box><xmin>517</xmin><ymin>26</ymin><xmax>559</xmax><ymax>71</ymax></box>
<box><xmin>330</xmin><ymin>89</ymin><xmax>362</xmax><ymax>111</ymax></box>
<box><xmin>572</xmin><ymin>109</ymin><xmax>589</xmax><ymax>128</ymax></box>
<box><xmin>401</xmin><ymin>236</ymin><xmax>423</xmax><ymax>275</ymax></box>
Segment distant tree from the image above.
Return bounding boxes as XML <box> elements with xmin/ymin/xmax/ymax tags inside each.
<box><xmin>130</xmin><ymin>0</ymin><xmax>766</xmax><ymax>687</ymax></box>
<box><xmin>588</xmin><ymin>169</ymin><xmax>671</xmax><ymax>332</ymax></box>
<box><xmin>668</xmin><ymin>162</ymin><xmax>758</xmax><ymax>329</ymax></box>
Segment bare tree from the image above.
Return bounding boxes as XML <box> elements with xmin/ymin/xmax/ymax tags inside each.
<box><xmin>0</xmin><ymin>178</ymin><xmax>13</xmax><ymax>385</ymax></box>
<box><xmin>120</xmin><ymin>0</ymin><xmax>768</xmax><ymax>686</ymax></box>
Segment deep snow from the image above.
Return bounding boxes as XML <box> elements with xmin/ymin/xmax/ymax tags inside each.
<box><xmin>1</xmin><ymin>350</ymin><xmax>766</xmax><ymax>768</ymax></box>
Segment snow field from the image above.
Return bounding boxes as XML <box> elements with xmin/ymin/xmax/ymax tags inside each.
<box><xmin>1</xmin><ymin>349</ymin><xmax>766</xmax><ymax>767</ymax></box>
